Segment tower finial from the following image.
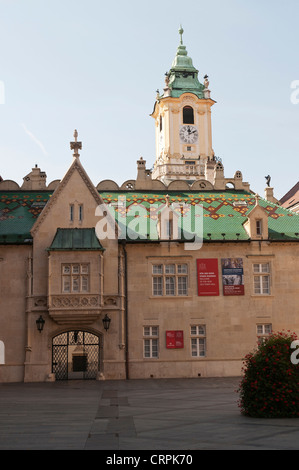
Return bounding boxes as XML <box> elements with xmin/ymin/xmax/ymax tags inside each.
<box><xmin>179</xmin><ymin>25</ymin><xmax>184</xmax><ymax>45</ymax></box>
<box><xmin>70</xmin><ymin>129</ymin><xmax>82</xmax><ymax>158</ymax></box>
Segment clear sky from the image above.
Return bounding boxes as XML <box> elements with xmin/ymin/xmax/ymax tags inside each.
<box><xmin>0</xmin><ymin>0</ymin><xmax>298</xmax><ymax>199</ymax></box>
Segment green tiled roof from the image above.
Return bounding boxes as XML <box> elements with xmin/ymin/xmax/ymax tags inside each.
<box><xmin>0</xmin><ymin>191</ymin><xmax>53</xmax><ymax>244</ymax></box>
<box><xmin>100</xmin><ymin>191</ymin><xmax>299</xmax><ymax>242</ymax></box>
<box><xmin>48</xmin><ymin>228</ymin><xmax>104</xmax><ymax>251</ymax></box>
<box><xmin>0</xmin><ymin>189</ymin><xmax>298</xmax><ymax>244</ymax></box>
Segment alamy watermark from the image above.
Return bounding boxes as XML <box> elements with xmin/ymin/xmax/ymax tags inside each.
<box><xmin>95</xmin><ymin>198</ymin><xmax>203</xmax><ymax>251</ymax></box>
<box><xmin>290</xmin><ymin>340</ymin><xmax>299</xmax><ymax>364</ymax></box>
<box><xmin>290</xmin><ymin>80</ymin><xmax>299</xmax><ymax>104</ymax></box>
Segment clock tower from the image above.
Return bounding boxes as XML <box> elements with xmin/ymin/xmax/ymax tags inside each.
<box><xmin>151</xmin><ymin>27</ymin><xmax>217</xmax><ymax>186</ymax></box>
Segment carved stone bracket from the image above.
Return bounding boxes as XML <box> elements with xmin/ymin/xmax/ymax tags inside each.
<box><xmin>103</xmin><ymin>295</ymin><xmax>119</xmax><ymax>309</ymax></box>
<box><xmin>28</xmin><ymin>296</ymin><xmax>48</xmax><ymax>311</ymax></box>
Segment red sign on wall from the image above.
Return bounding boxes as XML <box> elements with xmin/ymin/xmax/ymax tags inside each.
<box><xmin>166</xmin><ymin>330</ymin><xmax>184</xmax><ymax>349</ymax></box>
<box><xmin>197</xmin><ymin>259</ymin><xmax>219</xmax><ymax>296</ymax></box>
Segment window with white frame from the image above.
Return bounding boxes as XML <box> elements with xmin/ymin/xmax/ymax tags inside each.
<box><xmin>256</xmin><ymin>219</ymin><xmax>262</xmax><ymax>236</ymax></box>
<box><xmin>253</xmin><ymin>262</ymin><xmax>271</xmax><ymax>295</ymax></box>
<box><xmin>257</xmin><ymin>324</ymin><xmax>272</xmax><ymax>344</ymax></box>
<box><xmin>152</xmin><ymin>263</ymin><xmax>188</xmax><ymax>296</ymax></box>
<box><xmin>191</xmin><ymin>325</ymin><xmax>206</xmax><ymax>357</ymax></box>
<box><xmin>143</xmin><ymin>326</ymin><xmax>159</xmax><ymax>358</ymax></box>
<box><xmin>62</xmin><ymin>263</ymin><xmax>89</xmax><ymax>293</ymax></box>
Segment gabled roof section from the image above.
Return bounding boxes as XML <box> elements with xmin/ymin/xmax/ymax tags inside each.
<box><xmin>30</xmin><ymin>156</ymin><xmax>103</xmax><ymax>236</ymax></box>
<box><xmin>48</xmin><ymin>228</ymin><xmax>104</xmax><ymax>251</ymax></box>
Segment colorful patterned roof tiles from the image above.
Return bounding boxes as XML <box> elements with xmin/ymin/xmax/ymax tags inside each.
<box><xmin>0</xmin><ymin>189</ymin><xmax>298</xmax><ymax>244</ymax></box>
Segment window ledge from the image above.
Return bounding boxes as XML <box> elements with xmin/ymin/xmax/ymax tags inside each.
<box><xmin>251</xmin><ymin>294</ymin><xmax>274</xmax><ymax>298</ymax></box>
<box><xmin>149</xmin><ymin>295</ymin><xmax>190</xmax><ymax>299</ymax></box>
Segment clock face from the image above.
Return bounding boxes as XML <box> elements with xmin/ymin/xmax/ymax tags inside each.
<box><xmin>180</xmin><ymin>125</ymin><xmax>198</xmax><ymax>144</ymax></box>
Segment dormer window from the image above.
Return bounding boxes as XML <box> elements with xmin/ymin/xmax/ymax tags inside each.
<box><xmin>183</xmin><ymin>106</ymin><xmax>194</xmax><ymax>124</ymax></box>
<box><xmin>256</xmin><ymin>219</ymin><xmax>262</xmax><ymax>236</ymax></box>
<box><xmin>157</xmin><ymin>207</ymin><xmax>179</xmax><ymax>240</ymax></box>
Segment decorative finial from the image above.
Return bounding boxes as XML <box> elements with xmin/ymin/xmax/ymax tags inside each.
<box><xmin>179</xmin><ymin>25</ymin><xmax>184</xmax><ymax>45</ymax></box>
<box><xmin>70</xmin><ymin>129</ymin><xmax>82</xmax><ymax>158</ymax></box>
<box><xmin>265</xmin><ymin>175</ymin><xmax>271</xmax><ymax>187</ymax></box>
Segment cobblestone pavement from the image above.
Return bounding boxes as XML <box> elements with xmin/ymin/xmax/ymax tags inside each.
<box><xmin>0</xmin><ymin>377</ymin><xmax>299</xmax><ymax>450</ymax></box>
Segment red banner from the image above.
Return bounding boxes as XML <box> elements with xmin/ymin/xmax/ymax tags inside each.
<box><xmin>197</xmin><ymin>259</ymin><xmax>219</xmax><ymax>296</ymax></box>
<box><xmin>166</xmin><ymin>331</ymin><xmax>184</xmax><ymax>349</ymax></box>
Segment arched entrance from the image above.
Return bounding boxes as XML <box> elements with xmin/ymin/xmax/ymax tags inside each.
<box><xmin>52</xmin><ymin>330</ymin><xmax>102</xmax><ymax>380</ymax></box>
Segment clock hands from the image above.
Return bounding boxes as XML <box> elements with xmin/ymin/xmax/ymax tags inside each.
<box><xmin>180</xmin><ymin>125</ymin><xmax>198</xmax><ymax>143</ymax></box>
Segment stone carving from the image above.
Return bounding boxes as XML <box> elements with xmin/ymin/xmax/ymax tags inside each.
<box><xmin>104</xmin><ymin>296</ymin><xmax>117</xmax><ymax>306</ymax></box>
<box><xmin>51</xmin><ymin>295</ymin><xmax>100</xmax><ymax>309</ymax></box>
<box><xmin>33</xmin><ymin>297</ymin><xmax>47</xmax><ymax>308</ymax></box>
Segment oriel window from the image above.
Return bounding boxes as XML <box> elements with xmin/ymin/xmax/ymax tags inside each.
<box><xmin>62</xmin><ymin>263</ymin><xmax>90</xmax><ymax>293</ymax></box>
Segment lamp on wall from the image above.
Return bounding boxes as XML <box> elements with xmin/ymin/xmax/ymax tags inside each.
<box><xmin>36</xmin><ymin>315</ymin><xmax>45</xmax><ymax>333</ymax></box>
<box><xmin>102</xmin><ymin>314</ymin><xmax>111</xmax><ymax>331</ymax></box>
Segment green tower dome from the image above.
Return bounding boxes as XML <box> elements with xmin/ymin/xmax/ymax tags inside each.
<box><xmin>165</xmin><ymin>26</ymin><xmax>205</xmax><ymax>99</ymax></box>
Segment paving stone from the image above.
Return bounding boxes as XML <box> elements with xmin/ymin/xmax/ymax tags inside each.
<box><xmin>0</xmin><ymin>378</ymin><xmax>299</xmax><ymax>450</ymax></box>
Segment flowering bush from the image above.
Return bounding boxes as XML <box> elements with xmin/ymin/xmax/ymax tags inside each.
<box><xmin>238</xmin><ymin>331</ymin><xmax>299</xmax><ymax>418</ymax></box>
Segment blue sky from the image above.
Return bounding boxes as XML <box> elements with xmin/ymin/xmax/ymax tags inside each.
<box><xmin>0</xmin><ymin>0</ymin><xmax>298</xmax><ymax>199</ymax></box>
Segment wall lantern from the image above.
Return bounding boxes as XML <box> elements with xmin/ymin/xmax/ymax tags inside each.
<box><xmin>36</xmin><ymin>315</ymin><xmax>45</xmax><ymax>333</ymax></box>
<box><xmin>102</xmin><ymin>314</ymin><xmax>111</xmax><ymax>331</ymax></box>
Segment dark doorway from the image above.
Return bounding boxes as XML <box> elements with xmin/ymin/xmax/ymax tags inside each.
<box><xmin>52</xmin><ymin>331</ymin><xmax>101</xmax><ymax>380</ymax></box>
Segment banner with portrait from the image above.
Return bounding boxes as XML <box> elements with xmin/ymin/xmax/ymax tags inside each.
<box><xmin>221</xmin><ymin>258</ymin><xmax>244</xmax><ymax>296</ymax></box>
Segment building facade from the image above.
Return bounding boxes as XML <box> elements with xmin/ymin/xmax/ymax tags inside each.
<box><xmin>1</xmin><ymin>29</ymin><xmax>299</xmax><ymax>383</ymax></box>
<box><xmin>280</xmin><ymin>182</ymin><xmax>299</xmax><ymax>213</ymax></box>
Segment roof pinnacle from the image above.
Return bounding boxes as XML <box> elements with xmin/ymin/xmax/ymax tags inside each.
<box><xmin>179</xmin><ymin>25</ymin><xmax>184</xmax><ymax>45</ymax></box>
<box><xmin>70</xmin><ymin>129</ymin><xmax>82</xmax><ymax>158</ymax></box>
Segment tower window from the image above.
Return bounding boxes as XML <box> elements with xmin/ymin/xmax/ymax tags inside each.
<box><xmin>183</xmin><ymin>106</ymin><xmax>194</xmax><ymax>124</ymax></box>
<box><xmin>159</xmin><ymin>115</ymin><xmax>163</xmax><ymax>132</ymax></box>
